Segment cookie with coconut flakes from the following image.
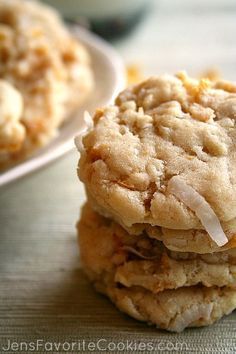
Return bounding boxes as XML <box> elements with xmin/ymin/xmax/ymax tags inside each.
<box><xmin>83</xmin><ymin>189</ymin><xmax>236</xmax><ymax>253</ymax></box>
<box><xmin>77</xmin><ymin>73</ymin><xmax>236</xmax><ymax>248</ymax></box>
<box><xmin>105</xmin><ymin>285</ymin><xmax>236</xmax><ymax>332</ymax></box>
<box><xmin>78</xmin><ymin>203</ymin><xmax>236</xmax><ymax>292</ymax></box>
<box><xmin>0</xmin><ymin>0</ymin><xmax>93</xmax><ymax>169</ymax></box>
<box><xmin>77</xmin><ymin>203</ymin><xmax>236</xmax><ymax>332</ymax></box>
<box><xmin>146</xmin><ymin>224</ymin><xmax>236</xmax><ymax>254</ymax></box>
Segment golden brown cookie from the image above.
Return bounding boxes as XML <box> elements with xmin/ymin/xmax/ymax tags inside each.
<box><xmin>105</xmin><ymin>285</ymin><xmax>236</xmax><ymax>332</ymax></box>
<box><xmin>0</xmin><ymin>0</ymin><xmax>93</xmax><ymax>169</ymax></box>
<box><xmin>85</xmin><ymin>191</ymin><xmax>236</xmax><ymax>253</ymax></box>
<box><xmin>77</xmin><ymin>203</ymin><xmax>236</xmax><ymax>331</ymax></box>
<box><xmin>78</xmin><ymin>73</ymin><xmax>236</xmax><ymax>249</ymax></box>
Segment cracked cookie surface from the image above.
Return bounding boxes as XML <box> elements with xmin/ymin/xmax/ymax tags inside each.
<box><xmin>79</xmin><ymin>73</ymin><xmax>236</xmax><ymax>232</ymax></box>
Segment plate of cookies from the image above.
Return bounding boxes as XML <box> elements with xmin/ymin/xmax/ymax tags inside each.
<box><xmin>0</xmin><ymin>0</ymin><xmax>125</xmax><ymax>187</ymax></box>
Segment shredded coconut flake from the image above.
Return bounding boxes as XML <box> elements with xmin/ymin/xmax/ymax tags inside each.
<box><xmin>75</xmin><ymin>111</ymin><xmax>93</xmax><ymax>153</ymax></box>
<box><xmin>122</xmin><ymin>246</ymin><xmax>159</xmax><ymax>260</ymax></box>
<box><xmin>168</xmin><ymin>176</ymin><xmax>228</xmax><ymax>247</ymax></box>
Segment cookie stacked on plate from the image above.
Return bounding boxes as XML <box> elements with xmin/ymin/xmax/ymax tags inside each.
<box><xmin>76</xmin><ymin>73</ymin><xmax>236</xmax><ymax>332</ymax></box>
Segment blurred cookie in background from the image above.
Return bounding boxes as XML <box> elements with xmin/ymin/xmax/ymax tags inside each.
<box><xmin>0</xmin><ymin>0</ymin><xmax>93</xmax><ymax>170</ymax></box>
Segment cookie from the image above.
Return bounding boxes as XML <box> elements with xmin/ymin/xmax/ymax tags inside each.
<box><xmin>86</xmin><ymin>191</ymin><xmax>236</xmax><ymax>253</ymax></box>
<box><xmin>78</xmin><ymin>73</ymin><xmax>236</xmax><ymax>248</ymax></box>
<box><xmin>78</xmin><ymin>203</ymin><xmax>236</xmax><ymax>292</ymax></box>
<box><xmin>105</xmin><ymin>285</ymin><xmax>236</xmax><ymax>332</ymax></box>
<box><xmin>0</xmin><ymin>80</ymin><xmax>25</xmax><ymax>152</ymax></box>
<box><xmin>0</xmin><ymin>0</ymin><xmax>93</xmax><ymax>169</ymax></box>
<box><xmin>146</xmin><ymin>224</ymin><xmax>236</xmax><ymax>254</ymax></box>
<box><xmin>78</xmin><ymin>203</ymin><xmax>236</xmax><ymax>331</ymax></box>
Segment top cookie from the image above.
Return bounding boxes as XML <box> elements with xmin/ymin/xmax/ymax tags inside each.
<box><xmin>78</xmin><ymin>73</ymin><xmax>236</xmax><ymax>233</ymax></box>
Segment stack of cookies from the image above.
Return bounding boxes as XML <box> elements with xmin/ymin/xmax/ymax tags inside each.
<box><xmin>76</xmin><ymin>73</ymin><xmax>236</xmax><ymax>332</ymax></box>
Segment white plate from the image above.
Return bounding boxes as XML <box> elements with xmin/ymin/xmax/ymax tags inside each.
<box><xmin>0</xmin><ymin>27</ymin><xmax>125</xmax><ymax>187</ymax></box>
